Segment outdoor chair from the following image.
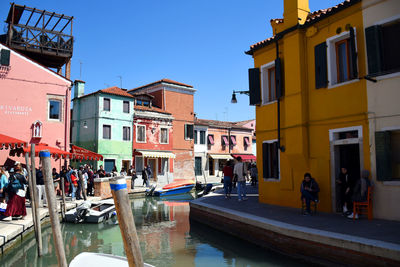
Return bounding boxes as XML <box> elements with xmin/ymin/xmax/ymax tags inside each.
<box><xmin>353</xmin><ymin>186</ymin><xmax>373</xmax><ymax>220</ymax></box>
<box><xmin>301</xmin><ymin>198</ymin><xmax>318</xmax><ymax>215</ymax></box>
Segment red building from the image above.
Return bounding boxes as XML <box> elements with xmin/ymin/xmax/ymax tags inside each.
<box><xmin>131</xmin><ymin>93</ymin><xmax>175</xmax><ymax>185</ymax></box>
<box><xmin>129</xmin><ymin>79</ymin><xmax>196</xmax><ymax>180</ymax></box>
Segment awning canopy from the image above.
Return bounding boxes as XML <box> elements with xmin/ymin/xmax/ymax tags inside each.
<box><xmin>10</xmin><ymin>143</ymin><xmax>72</xmax><ymax>159</ymax></box>
<box><xmin>0</xmin><ymin>134</ymin><xmax>27</xmax><ymax>150</ymax></box>
<box><xmin>71</xmin><ymin>145</ymin><xmax>103</xmax><ymax>161</ymax></box>
<box><xmin>231</xmin><ymin>154</ymin><xmax>256</xmax><ymax>162</ymax></box>
<box><xmin>136</xmin><ymin>150</ymin><xmax>176</xmax><ymax>159</ymax></box>
<box><xmin>209</xmin><ymin>154</ymin><xmax>233</xmax><ymax>160</ymax></box>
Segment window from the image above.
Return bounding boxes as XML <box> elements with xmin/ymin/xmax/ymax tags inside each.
<box><xmin>136</xmin><ymin>125</ymin><xmax>146</xmax><ymax>142</ymax></box>
<box><xmin>375</xmin><ymin>130</ymin><xmax>400</xmax><ymax>181</ymax></box>
<box><xmin>262</xmin><ymin>141</ymin><xmax>279</xmax><ymax>179</ymax></box>
<box><xmin>103</xmin><ymin>98</ymin><xmax>111</xmax><ymax>111</ymax></box>
<box><xmin>195</xmin><ymin>157</ymin><xmax>202</xmax><ymax>176</ymax></box>
<box><xmin>200</xmin><ymin>131</ymin><xmax>206</xmax><ymax>145</ymax></box>
<box><xmin>160</xmin><ymin>128</ymin><xmax>169</xmax><ymax>144</ymax></box>
<box><xmin>136</xmin><ymin>99</ymin><xmax>150</xmax><ymax>107</ymax></box>
<box><xmin>324</xmin><ymin>28</ymin><xmax>358</xmax><ymax>87</ymax></box>
<box><xmin>49</xmin><ymin>100</ymin><xmax>61</xmax><ymax>120</ymax></box>
<box><xmin>184</xmin><ymin>124</ymin><xmax>194</xmax><ymax>140</ymax></box>
<box><xmin>123</xmin><ymin>126</ymin><xmax>131</xmax><ymax>141</ymax></box>
<box><xmin>123</xmin><ymin>101</ymin><xmax>130</xmax><ymax>113</ymax></box>
<box><xmin>194</xmin><ymin>130</ymin><xmax>198</xmax><ymax>144</ymax></box>
<box><xmin>230</xmin><ymin>135</ymin><xmax>236</xmax><ymax>146</ymax></box>
<box><xmin>208</xmin><ymin>134</ymin><xmax>215</xmax><ymax>145</ymax></box>
<box><xmin>103</xmin><ymin>125</ymin><xmax>111</xmax><ymax>139</ymax></box>
<box><xmin>261</xmin><ymin>62</ymin><xmax>276</xmax><ymax>104</ymax></box>
<box><xmin>244</xmin><ymin>137</ymin><xmax>250</xmax><ymax>151</ymax></box>
<box><xmin>135</xmin><ymin>156</ymin><xmax>143</xmax><ymax>172</ymax></box>
<box><xmin>366</xmin><ymin>20</ymin><xmax>400</xmax><ymax>76</ymax></box>
<box><xmin>221</xmin><ymin>135</ymin><xmax>228</xmax><ymax>147</ymax></box>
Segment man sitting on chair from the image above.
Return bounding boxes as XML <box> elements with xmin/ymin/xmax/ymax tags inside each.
<box><xmin>300</xmin><ymin>173</ymin><xmax>320</xmax><ymax>215</ymax></box>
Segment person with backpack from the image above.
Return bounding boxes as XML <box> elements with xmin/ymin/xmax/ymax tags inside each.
<box><xmin>3</xmin><ymin>164</ymin><xmax>27</xmax><ymax>220</ymax></box>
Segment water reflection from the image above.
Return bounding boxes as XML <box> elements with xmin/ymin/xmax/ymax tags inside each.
<box><xmin>1</xmin><ymin>194</ymin><xmax>302</xmax><ymax>267</ymax></box>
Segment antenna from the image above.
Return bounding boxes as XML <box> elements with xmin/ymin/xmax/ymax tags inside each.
<box><xmin>117</xmin><ymin>75</ymin><xmax>122</xmax><ymax>88</ymax></box>
<box><xmin>79</xmin><ymin>61</ymin><xmax>82</xmax><ymax>79</ymax></box>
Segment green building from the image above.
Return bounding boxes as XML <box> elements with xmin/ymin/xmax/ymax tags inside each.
<box><xmin>71</xmin><ymin>80</ymin><xmax>134</xmax><ymax>172</ymax></box>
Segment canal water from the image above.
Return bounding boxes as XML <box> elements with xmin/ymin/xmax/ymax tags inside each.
<box><xmin>0</xmin><ymin>194</ymin><xmax>304</xmax><ymax>267</ymax></box>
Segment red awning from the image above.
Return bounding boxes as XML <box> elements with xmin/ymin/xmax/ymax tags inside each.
<box><xmin>222</xmin><ymin>136</ymin><xmax>228</xmax><ymax>146</ymax></box>
<box><xmin>71</xmin><ymin>145</ymin><xmax>103</xmax><ymax>161</ymax></box>
<box><xmin>230</xmin><ymin>136</ymin><xmax>236</xmax><ymax>145</ymax></box>
<box><xmin>10</xmin><ymin>143</ymin><xmax>72</xmax><ymax>159</ymax></box>
<box><xmin>208</xmin><ymin>135</ymin><xmax>214</xmax><ymax>145</ymax></box>
<box><xmin>232</xmin><ymin>154</ymin><xmax>256</xmax><ymax>162</ymax></box>
<box><xmin>0</xmin><ymin>134</ymin><xmax>27</xmax><ymax>150</ymax></box>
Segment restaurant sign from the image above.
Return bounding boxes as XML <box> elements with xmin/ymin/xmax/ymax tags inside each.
<box><xmin>0</xmin><ymin>105</ymin><xmax>32</xmax><ymax>116</ymax></box>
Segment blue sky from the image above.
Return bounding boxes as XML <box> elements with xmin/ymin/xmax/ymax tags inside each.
<box><xmin>1</xmin><ymin>0</ymin><xmax>343</xmax><ymax>122</ymax></box>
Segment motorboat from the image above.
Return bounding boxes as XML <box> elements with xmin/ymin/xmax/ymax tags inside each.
<box><xmin>69</xmin><ymin>252</ymin><xmax>154</xmax><ymax>267</ymax></box>
<box><xmin>150</xmin><ymin>179</ymin><xmax>195</xmax><ymax>197</ymax></box>
<box><xmin>65</xmin><ymin>200</ymin><xmax>116</xmax><ymax>223</ymax></box>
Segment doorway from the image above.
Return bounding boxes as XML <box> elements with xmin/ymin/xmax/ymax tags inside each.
<box><xmin>104</xmin><ymin>159</ymin><xmax>115</xmax><ymax>173</ymax></box>
<box><xmin>208</xmin><ymin>158</ymin><xmax>214</xmax><ymax>176</ymax></box>
<box><xmin>148</xmin><ymin>158</ymin><xmax>157</xmax><ymax>182</ymax></box>
<box><xmin>122</xmin><ymin>160</ymin><xmax>130</xmax><ymax>174</ymax></box>
<box><xmin>330</xmin><ymin>126</ymin><xmax>363</xmax><ymax>212</ymax></box>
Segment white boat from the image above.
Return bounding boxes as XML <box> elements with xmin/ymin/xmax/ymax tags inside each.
<box><xmin>65</xmin><ymin>200</ymin><xmax>116</xmax><ymax>223</ymax></box>
<box><xmin>69</xmin><ymin>252</ymin><xmax>154</xmax><ymax>267</ymax></box>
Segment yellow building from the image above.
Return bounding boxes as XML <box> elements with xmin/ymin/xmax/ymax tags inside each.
<box><xmin>246</xmin><ymin>0</ymin><xmax>370</xmax><ymax>213</ymax></box>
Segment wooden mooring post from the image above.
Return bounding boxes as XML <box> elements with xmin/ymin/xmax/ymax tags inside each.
<box><xmin>24</xmin><ymin>152</ymin><xmax>39</xmax><ymax>248</ymax></box>
<box><xmin>30</xmin><ymin>144</ymin><xmax>42</xmax><ymax>256</ymax></box>
<box><xmin>110</xmin><ymin>176</ymin><xmax>143</xmax><ymax>267</ymax></box>
<box><xmin>40</xmin><ymin>150</ymin><xmax>67</xmax><ymax>267</ymax></box>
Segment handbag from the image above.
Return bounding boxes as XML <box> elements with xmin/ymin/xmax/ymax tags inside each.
<box><xmin>16</xmin><ymin>189</ymin><xmax>26</xmax><ymax>197</ymax></box>
<box><xmin>0</xmin><ymin>202</ymin><xmax>7</xmax><ymax>212</ymax></box>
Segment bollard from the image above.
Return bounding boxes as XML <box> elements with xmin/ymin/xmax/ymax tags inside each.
<box><xmin>30</xmin><ymin>144</ymin><xmax>42</xmax><ymax>256</ymax></box>
<box><xmin>110</xmin><ymin>177</ymin><xmax>143</xmax><ymax>267</ymax></box>
<box><xmin>40</xmin><ymin>150</ymin><xmax>67</xmax><ymax>267</ymax></box>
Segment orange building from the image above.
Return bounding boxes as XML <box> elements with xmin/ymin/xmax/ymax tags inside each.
<box><xmin>129</xmin><ymin>79</ymin><xmax>196</xmax><ymax>180</ymax></box>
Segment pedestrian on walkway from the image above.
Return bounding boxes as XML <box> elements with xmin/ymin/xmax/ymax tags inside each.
<box><xmin>223</xmin><ymin>160</ymin><xmax>233</xmax><ymax>199</ymax></box>
<box><xmin>336</xmin><ymin>166</ymin><xmax>353</xmax><ymax>215</ymax></box>
<box><xmin>36</xmin><ymin>166</ymin><xmax>47</xmax><ymax>207</ymax></box>
<box><xmin>3</xmin><ymin>164</ymin><xmax>27</xmax><ymax>220</ymax></box>
<box><xmin>142</xmin><ymin>166</ymin><xmax>149</xmax><ymax>188</ymax></box>
<box><xmin>131</xmin><ymin>170</ymin><xmax>137</xmax><ymax>190</ymax></box>
<box><xmin>250</xmin><ymin>163</ymin><xmax>258</xmax><ymax>187</ymax></box>
<box><xmin>300</xmin><ymin>173</ymin><xmax>320</xmax><ymax>215</ymax></box>
<box><xmin>347</xmin><ymin>170</ymin><xmax>372</xmax><ymax>219</ymax></box>
<box><xmin>0</xmin><ymin>167</ymin><xmax>8</xmax><ymax>203</ymax></box>
<box><xmin>233</xmin><ymin>157</ymin><xmax>247</xmax><ymax>202</ymax></box>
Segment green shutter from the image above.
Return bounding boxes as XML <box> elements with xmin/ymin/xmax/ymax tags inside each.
<box><xmin>262</xmin><ymin>142</ymin><xmax>269</xmax><ymax>178</ymax></box>
<box><xmin>349</xmin><ymin>27</ymin><xmax>358</xmax><ymax>79</ymax></box>
<box><xmin>375</xmin><ymin>131</ymin><xmax>392</xmax><ymax>181</ymax></box>
<box><xmin>365</xmin><ymin>25</ymin><xmax>383</xmax><ymax>76</ymax></box>
<box><xmin>0</xmin><ymin>49</ymin><xmax>10</xmax><ymax>66</ymax></box>
<box><xmin>188</xmin><ymin>125</ymin><xmax>194</xmax><ymax>139</ymax></box>
<box><xmin>248</xmin><ymin>68</ymin><xmax>261</xmax><ymax>105</ymax></box>
<box><xmin>184</xmin><ymin>124</ymin><xmax>187</xmax><ymax>139</ymax></box>
<box><xmin>275</xmin><ymin>58</ymin><xmax>284</xmax><ymax>98</ymax></box>
<box><xmin>314</xmin><ymin>42</ymin><xmax>328</xmax><ymax>89</ymax></box>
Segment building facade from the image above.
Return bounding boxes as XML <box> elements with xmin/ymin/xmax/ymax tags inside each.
<box><xmin>71</xmin><ymin>81</ymin><xmax>134</xmax><ymax>172</ymax></box>
<box><xmin>132</xmin><ymin>93</ymin><xmax>175</xmax><ymax>186</ymax></box>
<box><xmin>363</xmin><ymin>0</ymin><xmax>400</xmax><ymax>220</ymax></box>
<box><xmin>0</xmin><ymin>43</ymin><xmax>71</xmax><ymax>170</ymax></box>
<box><xmin>129</xmin><ymin>79</ymin><xmax>196</xmax><ymax>180</ymax></box>
<box><xmin>247</xmin><ymin>0</ymin><xmax>369</xmax><ymax>213</ymax></box>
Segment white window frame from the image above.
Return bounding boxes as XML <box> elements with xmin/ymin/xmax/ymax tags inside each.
<box><xmin>160</xmin><ymin>127</ymin><xmax>169</xmax><ymax>144</ymax></box>
<box><xmin>260</xmin><ymin>60</ymin><xmax>277</xmax><ymax>105</ymax></box>
<box><xmin>103</xmin><ymin>124</ymin><xmax>112</xmax><ymax>140</ymax></box>
<box><xmin>48</xmin><ymin>99</ymin><xmax>62</xmax><ymax>121</ymax></box>
<box><xmin>123</xmin><ymin>126</ymin><xmax>131</xmax><ymax>141</ymax></box>
<box><xmin>327</xmin><ymin>28</ymin><xmax>359</xmax><ymax>88</ymax></box>
<box><xmin>136</xmin><ymin>124</ymin><xmax>146</xmax><ymax>143</ymax></box>
<box><xmin>262</xmin><ymin>139</ymin><xmax>280</xmax><ymax>182</ymax></box>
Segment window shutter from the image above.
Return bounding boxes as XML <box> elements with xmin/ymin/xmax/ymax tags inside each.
<box><xmin>314</xmin><ymin>42</ymin><xmax>328</xmax><ymax>89</ymax></box>
<box><xmin>349</xmin><ymin>27</ymin><xmax>358</xmax><ymax>79</ymax></box>
<box><xmin>248</xmin><ymin>68</ymin><xmax>261</xmax><ymax>105</ymax></box>
<box><xmin>262</xmin><ymin>142</ymin><xmax>270</xmax><ymax>179</ymax></box>
<box><xmin>375</xmin><ymin>131</ymin><xmax>392</xmax><ymax>181</ymax></box>
<box><xmin>275</xmin><ymin>58</ymin><xmax>284</xmax><ymax>98</ymax></box>
<box><xmin>188</xmin><ymin>125</ymin><xmax>194</xmax><ymax>139</ymax></box>
<box><xmin>365</xmin><ymin>25</ymin><xmax>383</xmax><ymax>76</ymax></box>
<box><xmin>0</xmin><ymin>49</ymin><xmax>10</xmax><ymax>66</ymax></box>
<box><xmin>184</xmin><ymin>124</ymin><xmax>187</xmax><ymax>139</ymax></box>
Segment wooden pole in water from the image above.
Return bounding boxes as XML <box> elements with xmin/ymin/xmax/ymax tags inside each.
<box><xmin>24</xmin><ymin>152</ymin><xmax>39</xmax><ymax>244</ymax></box>
<box><xmin>60</xmin><ymin>176</ymin><xmax>66</xmax><ymax>220</ymax></box>
<box><xmin>40</xmin><ymin>150</ymin><xmax>67</xmax><ymax>267</ymax></box>
<box><xmin>110</xmin><ymin>176</ymin><xmax>143</xmax><ymax>267</ymax></box>
<box><xmin>30</xmin><ymin>144</ymin><xmax>42</xmax><ymax>256</ymax></box>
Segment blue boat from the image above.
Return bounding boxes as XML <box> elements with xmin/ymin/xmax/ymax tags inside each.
<box><xmin>152</xmin><ymin>184</ymin><xmax>194</xmax><ymax>197</ymax></box>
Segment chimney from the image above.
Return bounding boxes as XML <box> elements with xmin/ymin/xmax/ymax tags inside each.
<box><xmin>74</xmin><ymin>80</ymin><xmax>85</xmax><ymax>98</ymax></box>
<box><xmin>283</xmin><ymin>0</ymin><xmax>310</xmax><ymax>29</ymax></box>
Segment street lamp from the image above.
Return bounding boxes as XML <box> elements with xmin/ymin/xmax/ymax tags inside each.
<box><xmin>231</xmin><ymin>90</ymin><xmax>249</xmax><ymax>104</ymax></box>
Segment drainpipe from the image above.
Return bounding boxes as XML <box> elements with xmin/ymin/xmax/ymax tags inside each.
<box><xmin>275</xmin><ymin>40</ymin><xmax>285</xmax><ymax>152</ymax></box>
<box><xmin>64</xmin><ymin>85</ymin><xmax>71</xmax><ymax>167</ymax></box>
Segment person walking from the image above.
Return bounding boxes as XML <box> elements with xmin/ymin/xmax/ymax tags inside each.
<box><xmin>336</xmin><ymin>167</ymin><xmax>353</xmax><ymax>215</ymax></box>
<box><xmin>3</xmin><ymin>164</ymin><xmax>27</xmax><ymax>220</ymax></box>
<box><xmin>36</xmin><ymin>166</ymin><xmax>47</xmax><ymax>207</ymax></box>
<box><xmin>233</xmin><ymin>157</ymin><xmax>247</xmax><ymax>202</ymax></box>
<box><xmin>142</xmin><ymin>166</ymin><xmax>149</xmax><ymax>188</ymax></box>
<box><xmin>250</xmin><ymin>163</ymin><xmax>258</xmax><ymax>187</ymax></box>
<box><xmin>222</xmin><ymin>161</ymin><xmax>233</xmax><ymax>199</ymax></box>
<box><xmin>131</xmin><ymin>170</ymin><xmax>137</xmax><ymax>190</ymax></box>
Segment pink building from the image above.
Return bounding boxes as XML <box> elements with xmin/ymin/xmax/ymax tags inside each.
<box><xmin>0</xmin><ymin>44</ymin><xmax>72</xmax><ymax>169</ymax></box>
